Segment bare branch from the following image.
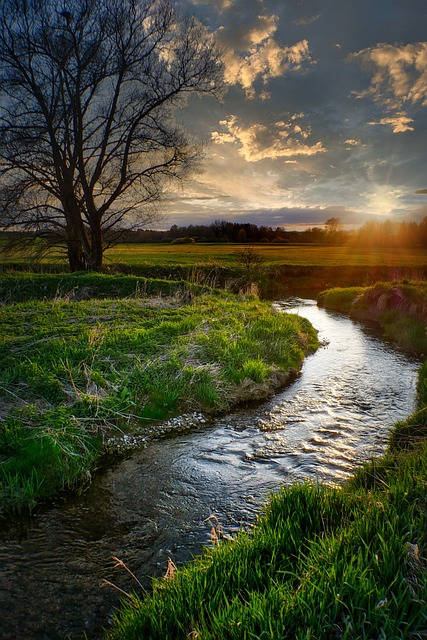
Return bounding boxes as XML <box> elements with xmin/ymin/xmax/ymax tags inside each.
<box><xmin>0</xmin><ymin>0</ymin><xmax>224</xmax><ymax>270</ymax></box>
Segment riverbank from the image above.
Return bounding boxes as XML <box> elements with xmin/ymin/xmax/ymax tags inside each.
<box><xmin>108</xmin><ymin>282</ymin><xmax>427</xmax><ymax>640</ymax></box>
<box><xmin>3</xmin><ymin>262</ymin><xmax>427</xmax><ymax>298</ymax></box>
<box><xmin>0</xmin><ymin>274</ymin><xmax>317</xmax><ymax>515</ymax></box>
<box><xmin>318</xmin><ymin>281</ymin><xmax>427</xmax><ymax>354</ymax></box>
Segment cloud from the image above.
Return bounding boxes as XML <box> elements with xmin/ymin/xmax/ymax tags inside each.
<box><xmin>351</xmin><ymin>42</ymin><xmax>427</xmax><ymax>131</ymax></box>
<box><xmin>161</xmin><ymin>204</ymin><xmax>369</xmax><ymax>230</ymax></box>
<box><xmin>352</xmin><ymin>42</ymin><xmax>427</xmax><ymax>106</ymax></box>
<box><xmin>368</xmin><ymin>114</ymin><xmax>415</xmax><ymax>133</ymax></box>
<box><xmin>211</xmin><ymin>114</ymin><xmax>327</xmax><ymax>161</ymax></box>
<box><xmin>292</xmin><ymin>14</ymin><xmax>322</xmax><ymax>27</ymax></box>
<box><xmin>344</xmin><ymin>139</ymin><xmax>362</xmax><ymax>146</ymax></box>
<box><xmin>188</xmin><ymin>0</ymin><xmax>233</xmax><ymax>11</ymax></box>
<box><xmin>221</xmin><ymin>14</ymin><xmax>315</xmax><ymax>98</ymax></box>
<box><xmin>171</xmin><ymin>0</ymin><xmax>427</xmax><ymax>230</ymax></box>
<box><xmin>246</xmin><ymin>14</ymin><xmax>278</xmax><ymax>46</ymax></box>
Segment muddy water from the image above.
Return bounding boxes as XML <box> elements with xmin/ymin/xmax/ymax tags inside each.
<box><xmin>0</xmin><ymin>299</ymin><xmax>420</xmax><ymax>639</ymax></box>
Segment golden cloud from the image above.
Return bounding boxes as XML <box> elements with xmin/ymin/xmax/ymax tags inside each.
<box><xmin>247</xmin><ymin>14</ymin><xmax>278</xmax><ymax>46</ymax></box>
<box><xmin>211</xmin><ymin>115</ymin><xmax>326</xmax><ymax>161</ymax></box>
<box><xmin>222</xmin><ymin>15</ymin><xmax>314</xmax><ymax>98</ymax></box>
<box><xmin>368</xmin><ymin>114</ymin><xmax>415</xmax><ymax>133</ymax></box>
<box><xmin>351</xmin><ymin>42</ymin><xmax>427</xmax><ymax>132</ymax></box>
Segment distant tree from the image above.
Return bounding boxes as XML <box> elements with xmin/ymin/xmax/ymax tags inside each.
<box><xmin>419</xmin><ymin>217</ymin><xmax>427</xmax><ymax>247</ymax></box>
<box><xmin>0</xmin><ymin>0</ymin><xmax>223</xmax><ymax>271</ymax></box>
<box><xmin>324</xmin><ymin>217</ymin><xmax>344</xmax><ymax>244</ymax></box>
<box><xmin>324</xmin><ymin>217</ymin><xmax>342</xmax><ymax>235</ymax></box>
<box><xmin>233</xmin><ymin>246</ymin><xmax>264</xmax><ymax>267</ymax></box>
<box><xmin>237</xmin><ymin>228</ymin><xmax>247</xmax><ymax>243</ymax></box>
<box><xmin>170</xmin><ymin>236</ymin><xmax>195</xmax><ymax>244</ymax></box>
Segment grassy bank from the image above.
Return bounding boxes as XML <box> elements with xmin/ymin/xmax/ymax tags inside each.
<box><xmin>318</xmin><ymin>281</ymin><xmax>427</xmax><ymax>354</ymax></box>
<box><xmin>0</xmin><ymin>271</ymin><xmax>208</xmax><ymax>304</ymax></box>
<box><xmin>108</xmin><ymin>447</ymin><xmax>427</xmax><ymax>639</ymax></box>
<box><xmin>108</xmin><ymin>284</ymin><xmax>427</xmax><ymax>640</ymax></box>
<box><xmin>0</xmin><ymin>276</ymin><xmax>317</xmax><ymax>515</ymax></box>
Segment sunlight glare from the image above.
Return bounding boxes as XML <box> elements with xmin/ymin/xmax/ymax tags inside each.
<box><xmin>366</xmin><ymin>184</ymin><xmax>400</xmax><ymax>215</ymax></box>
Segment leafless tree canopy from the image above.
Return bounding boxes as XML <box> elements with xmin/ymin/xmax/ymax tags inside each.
<box><xmin>0</xmin><ymin>0</ymin><xmax>223</xmax><ymax>270</ymax></box>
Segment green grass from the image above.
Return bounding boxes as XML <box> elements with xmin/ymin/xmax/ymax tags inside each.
<box><xmin>0</xmin><ymin>282</ymin><xmax>317</xmax><ymax>514</ymax></box>
<box><xmin>107</xmin><ymin>447</ymin><xmax>427</xmax><ymax>640</ymax></box>
<box><xmin>0</xmin><ymin>272</ymin><xmax>207</xmax><ymax>303</ymax></box>
<box><xmin>317</xmin><ymin>286</ymin><xmax>365</xmax><ymax>313</ymax></box>
<box><xmin>107</xmin><ymin>282</ymin><xmax>427</xmax><ymax>640</ymax></box>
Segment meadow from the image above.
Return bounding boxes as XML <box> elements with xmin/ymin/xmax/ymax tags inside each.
<box><xmin>107</xmin><ymin>243</ymin><xmax>427</xmax><ymax>268</ymax></box>
<box><xmin>2</xmin><ymin>241</ymin><xmax>427</xmax><ymax>270</ymax></box>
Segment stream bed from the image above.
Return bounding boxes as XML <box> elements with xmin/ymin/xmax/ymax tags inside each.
<box><xmin>0</xmin><ymin>298</ymin><xmax>420</xmax><ymax>639</ymax></box>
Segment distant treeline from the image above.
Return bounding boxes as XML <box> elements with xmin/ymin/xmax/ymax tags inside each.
<box><xmin>120</xmin><ymin>217</ymin><xmax>427</xmax><ymax>247</ymax></box>
<box><xmin>350</xmin><ymin>218</ymin><xmax>427</xmax><ymax>248</ymax></box>
<box><xmin>121</xmin><ymin>220</ymin><xmax>338</xmax><ymax>244</ymax></box>
<box><xmin>2</xmin><ymin>217</ymin><xmax>427</xmax><ymax>248</ymax></box>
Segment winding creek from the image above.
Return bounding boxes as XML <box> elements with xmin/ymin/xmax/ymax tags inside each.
<box><xmin>0</xmin><ymin>298</ymin><xmax>421</xmax><ymax>639</ymax></box>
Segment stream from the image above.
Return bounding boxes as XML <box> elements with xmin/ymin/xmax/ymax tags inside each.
<box><xmin>0</xmin><ymin>298</ymin><xmax>420</xmax><ymax>639</ymax></box>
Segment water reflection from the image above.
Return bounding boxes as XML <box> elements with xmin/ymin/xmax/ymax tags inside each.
<box><xmin>0</xmin><ymin>299</ymin><xmax>419</xmax><ymax>639</ymax></box>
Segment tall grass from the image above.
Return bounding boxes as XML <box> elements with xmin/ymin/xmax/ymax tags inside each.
<box><xmin>108</xmin><ymin>446</ymin><xmax>427</xmax><ymax>639</ymax></box>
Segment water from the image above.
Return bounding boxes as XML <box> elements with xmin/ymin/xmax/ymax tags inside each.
<box><xmin>0</xmin><ymin>299</ymin><xmax>420</xmax><ymax>639</ymax></box>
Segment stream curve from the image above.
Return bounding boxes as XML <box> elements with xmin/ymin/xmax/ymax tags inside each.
<box><xmin>0</xmin><ymin>298</ymin><xmax>420</xmax><ymax>639</ymax></box>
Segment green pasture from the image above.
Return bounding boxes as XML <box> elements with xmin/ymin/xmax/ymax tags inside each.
<box><xmin>105</xmin><ymin>243</ymin><xmax>427</xmax><ymax>268</ymax></box>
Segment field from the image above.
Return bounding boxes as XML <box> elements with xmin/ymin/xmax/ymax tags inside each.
<box><xmin>2</xmin><ymin>242</ymin><xmax>427</xmax><ymax>270</ymax></box>
<box><xmin>106</xmin><ymin>243</ymin><xmax>427</xmax><ymax>268</ymax></box>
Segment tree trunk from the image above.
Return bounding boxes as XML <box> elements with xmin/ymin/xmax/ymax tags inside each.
<box><xmin>63</xmin><ymin>193</ymin><xmax>104</xmax><ymax>272</ymax></box>
<box><xmin>86</xmin><ymin>227</ymin><xmax>104</xmax><ymax>272</ymax></box>
<box><xmin>66</xmin><ymin>226</ymin><xmax>104</xmax><ymax>272</ymax></box>
<box><xmin>66</xmin><ymin>226</ymin><xmax>87</xmax><ymax>272</ymax></box>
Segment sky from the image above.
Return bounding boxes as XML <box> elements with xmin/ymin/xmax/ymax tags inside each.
<box><xmin>160</xmin><ymin>0</ymin><xmax>427</xmax><ymax>230</ymax></box>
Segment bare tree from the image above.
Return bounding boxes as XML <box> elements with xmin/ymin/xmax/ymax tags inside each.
<box><xmin>324</xmin><ymin>217</ymin><xmax>343</xmax><ymax>244</ymax></box>
<box><xmin>233</xmin><ymin>246</ymin><xmax>266</xmax><ymax>290</ymax></box>
<box><xmin>233</xmin><ymin>247</ymin><xmax>265</xmax><ymax>273</ymax></box>
<box><xmin>0</xmin><ymin>0</ymin><xmax>223</xmax><ymax>271</ymax></box>
<box><xmin>324</xmin><ymin>217</ymin><xmax>342</xmax><ymax>235</ymax></box>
